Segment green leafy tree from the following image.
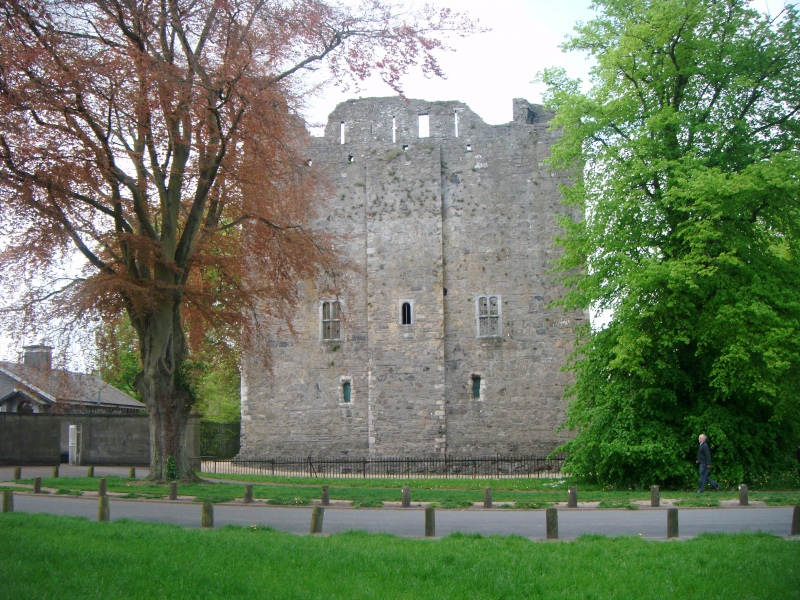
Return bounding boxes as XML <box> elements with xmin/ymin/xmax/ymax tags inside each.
<box><xmin>541</xmin><ymin>0</ymin><xmax>800</xmax><ymax>487</ymax></box>
<box><xmin>95</xmin><ymin>317</ymin><xmax>142</xmax><ymax>401</ymax></box>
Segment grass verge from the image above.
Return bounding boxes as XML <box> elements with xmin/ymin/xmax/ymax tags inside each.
<box><xmin>0</xmin><ymin>514</ymin><xmax>798</xmax><ymax>600</ymax></box>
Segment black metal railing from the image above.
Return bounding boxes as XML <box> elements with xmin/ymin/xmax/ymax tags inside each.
<box><xmin>193</xmin><ymin>454</ymin><xmax>566</xmax><ymax>479</ymax></box>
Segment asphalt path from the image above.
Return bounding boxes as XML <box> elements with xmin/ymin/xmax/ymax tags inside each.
<box><xmin>7</xmin><ymin>493</ymin><xmax>796</xmax><ymax>540</ymax></box>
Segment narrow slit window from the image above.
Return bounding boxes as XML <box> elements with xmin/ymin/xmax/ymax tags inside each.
<box><xmin>392</xmin><ymin>116</ymin><xmax>397</xmax><ymax>143</ymax></box>
<box><xmin>472</xmin><ymin>375</ymin><xmax>481</xmax><ymax>399</ymax></box>
<box><xmin>454</xmin><ymin>111</ymin><xmax>459</xmax><ymax>137</ymax></box>
<box><xmin>322</xmin><ymin>300</ymin><xmax>341</xmax><ymax>340</ymax></box>
<box><xmin>401</xmin><ymin>301</ymin><xmax>412</xmax><ymax>325</ymax></box>
<box><xmin>342</xmin><ymin>381</ymin><xmax>351</xmax><ymax>403</ymax></box>
<box><xmin>418</xmin><ymin>114</ymin><xmax>430</xmax><ymax>138</ymax></box>
<box><xmin>340</xmin><ymin>121</ymin><xmax>346</xmax><ymax>144</ymax></box>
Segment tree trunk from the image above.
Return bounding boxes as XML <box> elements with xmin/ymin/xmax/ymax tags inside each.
<box><xmin>133</xmin><ymin>303</ymin><xmax>195</xmax><ymax>481</ymax></box>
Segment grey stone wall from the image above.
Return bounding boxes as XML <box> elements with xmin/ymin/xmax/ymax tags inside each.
<box><xmin>0</xmin><ymin>414</ymin><xmax>200</xmax><ymax>466</ymax></box>
<box><xmin>240</xmin><ymin>97</ymin><xmax>586</xmax><ymax>458</ymax></box>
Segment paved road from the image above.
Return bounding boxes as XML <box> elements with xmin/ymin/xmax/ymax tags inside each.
<box><xmin>7</xmin><ymin>493</ymin><xmax>796</xmax><ymax>540</ymax></box>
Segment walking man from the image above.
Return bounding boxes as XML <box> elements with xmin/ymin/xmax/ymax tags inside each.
<box><xmin>696</xmin><ymin>434</ymin><xmax>719</xmax><ymax>493</ymax></box>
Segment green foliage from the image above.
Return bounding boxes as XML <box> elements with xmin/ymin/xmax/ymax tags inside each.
<box><xmin>513</xmin><ymin>500</ymin><xmax>552</xmax><ymax>509</ymax></box>
<box><xmin>541</xmin><ymin>0</ymin><xmax>800</xmax><ymax>486</ymax></box>
<box><xmin>266</xmin><ymin>496</ymin><xmax>310</xmax><ymax>506</ymax></box>
<box><xmin>351</xmin><ymin>499</ymin><xmax>384</xmax><ymax>508</ymax></box>
<box><xmin>165</xmin><ymin>456</ymin><xmax>179</xmax><ymax>482</ymax></box>
<box><xmin>95</xmin><ymin>316</ymin><xmax>242</xmax><ymax>450</ymax></box>
<box><xmin>674</xmin><ymin>496</ymin><xmax>721</xmax><ymax>508</ymax></box>
<box><xmin>94</xmin><ymin>317</ymin><xmax>141</xmax><ymax>401</ymax></box>
<box><xmin>596</xmin><ymin>500</ymin><xmax>638</xmax><ymax>510</ymax></box>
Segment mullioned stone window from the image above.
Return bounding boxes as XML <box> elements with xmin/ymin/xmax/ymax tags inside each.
<box><xmin>476</xmin><ymin>295</ymin><xmax>501</xmax><ymax>337</ymax></box>
<box><xmin>321</xmin><ymin>300</ymin><xmax>342</xmax><ymax>341</ymax></box>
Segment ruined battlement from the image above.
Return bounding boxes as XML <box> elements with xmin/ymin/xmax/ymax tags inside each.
<box><xmin>321</xmin><ymin>97</ymin><xmax>553</xmax><ymax>145</ymax></box>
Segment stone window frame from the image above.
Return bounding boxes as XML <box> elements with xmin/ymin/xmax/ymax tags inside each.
<box><xmin>475</xmin><ymin>295</ymin><xmax>502</xmax><ymax>338</ymax></box>
<box><xmin>320</xmin><ymin>299</ymin><xmax>343</xmax><ymax>342</ymax></box>
<box><xmin>399</xmin><ymin>299</ymin><xmax>414</xmax><ymax>326</ymax></box>
<box><xmin>339</xmin><ymin>376</ymin><xmax>353</xmax><ymax>405</ymax></box>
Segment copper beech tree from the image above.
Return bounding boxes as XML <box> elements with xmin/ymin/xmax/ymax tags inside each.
<box><xmin>0</xmin><ymin>0</ymin><xmax>476</xmax><ymax>479</ymax></box>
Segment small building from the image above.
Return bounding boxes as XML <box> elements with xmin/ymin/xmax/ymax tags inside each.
<box><xmin>0</xmin><ymin>345</ymin><xmax>145</xmax><ymax>415</ymax></box>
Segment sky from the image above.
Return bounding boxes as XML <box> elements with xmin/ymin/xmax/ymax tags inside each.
<box><xmin>302</xmin><ymin>0</ymin><xmax>599</xmax><ymax>133</ymax></box>
<box><xmin>302</xmin><ymin>0</ymin><xmax>785</xmax><ymax>132</ymax></box>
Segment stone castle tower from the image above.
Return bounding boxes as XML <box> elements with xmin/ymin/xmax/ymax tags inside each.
<box><xmin>240</xmin><ymin>97</ymin><xmax>586</xmax><ymax>457</ymax></box>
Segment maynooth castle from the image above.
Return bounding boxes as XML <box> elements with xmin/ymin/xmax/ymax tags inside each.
<box><xmin>240</xmin><ymin>97</ymin><xmax>585</xmax><ymax>458</ymax></box>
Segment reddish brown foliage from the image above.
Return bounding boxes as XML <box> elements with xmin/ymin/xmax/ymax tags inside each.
<box><xmin>0</xmin><ymin>0</ymin><xmax>476</xmax><ymax>477</ymax></box>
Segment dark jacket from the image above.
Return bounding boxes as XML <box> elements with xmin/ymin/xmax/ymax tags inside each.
<box><xmin>697</xmin><ymin>441</ymin><xmax>712</xmax><ymax>465</ymax></box>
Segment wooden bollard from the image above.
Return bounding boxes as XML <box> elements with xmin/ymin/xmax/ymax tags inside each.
<box><xmin>791</xmin><ymin>505</ymin><xmax>799</xmax><ymax>536</ymax></box>
<box><xmin>13</xmin><ymin>467</ymin><xmax>21</xmax><ymax>480</ymax></box>
<box><xmin>425</xmin><ymin>506</ymin><xmax>436</xmax><ymax>537</ymax></box>
<box><xmin>169</xmin><ymin>482</ymin><xmax>178</xmax><ymax>501</ymax></box>
<box><xmin>201</xmin><ymin>502</ymin><xmax>214</xmax><ymax>528</ymax></box>
<box><xmin>739</xmin><ymin>484</ymin><xmax>749</xmax><ymax>506</ymax></box>
<box><xmin>310</xmin><ymin>506</ymin><xmax>324</xmax><ymax>534</ymax></box>
<box><xmin>33</xmin><ymin>477</ymin><xmax>42</xmax><ymax>494</ymax></box>
<box><xmin>651</xmin><ymin>485</ymin><xmax>660</xmax><ymax>507</ymax></box>
<box><xmin>98</xmin><ymin>496</ymin><xmax>110</xmax><ymax>522</ymax></box>
<box><xmin>483</xmin><ymin>486</ymin><xmax>492</xmax><ymax>509</ymax></box>
<box><xmin>546</xmin><ymin>507</ymin><xmax>558</xmax><ymax>539</ymax></box>
<box><xmin>2</xmin><ymin>489</ymin><xmax>13</xmax><ymax>513</ymax></box>
<box><xmin>320</xmin><ymin>485</ymin><xmax>329</xmax><ymax>506</ymax></box>
<box><xmin>87</xmin><ymin>466</ymin><xmax>94</xmax><ymax>477</ymax></box>
<box><xmin>567</xmin><ymin>486</ymin><xmax>578</xmax><ymax>508</ymax></box>
<box><xmin>52</xmin><ymin>465</ymin><xmax>59</xmax><ymax>478</ymax></box>
<box><xmin>667</xmin><ymin>508</ymin><xmax>679</xmax><ymax>538</ymax></box>
<box><xmin>402</xmin><ymin>486</ymin><xmax>411</xmax><ymax>508</ymax></box>
<box><xmin>244</xmin><ymin>484</ymin><xmax>254</xmax><ymax>504</ymax></box>
<box><xmin>98</xmin><ymin>478</ymin><xmax>107</xmax><ymax>498</ymax></box>
<box><xmin>129</xmin><ymin>467</ymin><xmax>136</xmax><ymax>479</ymax></box>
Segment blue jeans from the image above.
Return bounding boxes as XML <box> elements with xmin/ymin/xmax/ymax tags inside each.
<box><xmin>698</xmin><ymin>463</ymin><xmax>717</xmax><ymax>492</ymax></box>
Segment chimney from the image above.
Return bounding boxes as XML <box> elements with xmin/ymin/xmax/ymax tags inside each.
<box><xmin>23</xmin><ymin>344</ymin><xmax>53</xmax><ymax>370</ymax></box>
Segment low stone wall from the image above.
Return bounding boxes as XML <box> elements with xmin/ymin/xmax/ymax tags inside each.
<box><xmin>0</xmin><ymin>413</ymin><xmax>200</xmax><ymax>466</ymax></box>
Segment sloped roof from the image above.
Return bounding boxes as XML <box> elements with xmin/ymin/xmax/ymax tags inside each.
<box><xmin>0</xmin><ymin>362</ymin><xmax>145</xmax><ymax>409</ymax></box>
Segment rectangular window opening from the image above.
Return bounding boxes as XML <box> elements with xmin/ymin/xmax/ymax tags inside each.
<box><xmin>392</xmin><ymin>116</ymin><xmax>397</xmax><ymax>143</ymax></box>
<box><xmin>477</xmin><ymin>295</ymin><xmax>501</xmax><ymax>337</ymax></box>
<box><xmin>340</xmin><ymin>121</ymin><xmax>346</xmax><ymax>144</ymax></box>
<box><xmin>322</xmin><ymin>300</ymin><xmax>341</xmax><ymax>340</ymax></box>
<box><xmin>342</xmin><ymin>381</ymin><xmax>351</xmax><ymax>403</ymax></box>
<box><xmin>472</xmin><ymin>375</ymin><xmax>481</xmax><ymax>399</ymax></box>
<box><xmin>418</xmin><ymin>114</ymin><xmax>430</xmax><ymax>138</ymax></box>
<box><xmin>454</xmin><ymin>111</ymin><xmax>459</xmax><ymax>137</ymax></box>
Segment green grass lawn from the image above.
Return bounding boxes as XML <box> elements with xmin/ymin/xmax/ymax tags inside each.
<box><xmin>11</xmin><ymin>475</ymin><xmax>800</xmax><ymax>506</ymax></box>
<box><xmin>0</xmin><ymin>513</ymin><xmax>797</xmax><ymax>599</ymax></box>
